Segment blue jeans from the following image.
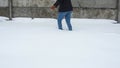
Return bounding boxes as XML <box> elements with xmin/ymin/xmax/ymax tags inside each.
<box><xmin>58</xmin><ymin>11</ymin><xmax>72</xmax><ymax>30</ymax></box>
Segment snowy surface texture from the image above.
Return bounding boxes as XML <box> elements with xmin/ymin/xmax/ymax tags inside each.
<box><xmin>0</xmin><ymin>17</ymin><xmax>120</xmax><ymax>68</ymax></box>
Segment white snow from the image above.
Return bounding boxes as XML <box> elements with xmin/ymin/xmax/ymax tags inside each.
<box><xmin>0</xmin><ymin>16</ymin><xmax>9</xmax><ymax>22</ymax></box>
<box><xmin>0</xmin><ymin>16</ymin><xmax>120</xmax><ymax>68</ymax></box>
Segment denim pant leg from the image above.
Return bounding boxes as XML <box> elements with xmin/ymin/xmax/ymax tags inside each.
<box><xmin>58</xmin><ymin>12</ymin><xmax>66</xmax><ymax>29</ymax></box>
<box><xmin>65</xmin><ymin>11</ymin><xmax>72</xmax><ymax>30</ymax></box>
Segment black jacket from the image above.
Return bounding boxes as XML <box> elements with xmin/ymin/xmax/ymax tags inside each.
<box><xmin>54</xmin><ymin>0</ymin><xmax>73</xmax><ymax>12</ymax></box>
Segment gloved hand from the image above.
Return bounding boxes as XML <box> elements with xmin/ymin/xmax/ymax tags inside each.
<box><xmin>50</xmin><ymin>5</ymin><xmax>56</xmax><ymax>10</ymax></box>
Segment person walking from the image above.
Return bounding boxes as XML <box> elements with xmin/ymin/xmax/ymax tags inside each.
<box><xmin>51</xmin><ymin>0</ymin><xmax>73</xmax><ymax>31</ymax></box>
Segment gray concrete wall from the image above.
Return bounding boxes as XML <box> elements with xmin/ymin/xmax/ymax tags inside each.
<box><xmin>73</xmin><ymin>8</ymin><xmax>116</xmax><ymax>19</ymax></box>
<box><xmin>12</xmin><ymin>7</ymin><xmax>116</xmax><ymax>20</ymax></box>
<box><xmin>118</xmin><ymin>0</ymin><xmax>120</xmax><ymax>22</ymax></box>
<box><xmin>12</xmin><ymin>0</ymin><xmax>117</xmax><ymax>8</ymax></box>
<box><xmin>0</xmin><ymin>0</ymin><xmax>8</xmax><ymax>16</ymax></box>
<box><xmin>12</xmin><ymin>7</ymin><xmax>57</xmax><ymax>18</ymax></box>
<box><xmin>12</xmin><ymin>0</ymin><xmax>56</xmax><ymax>7</ymax></box>
<box><xmin>0</xmin><ymin>7</ymin><xmax>9</xmax><ymax>17</ymax></box>
<box><xmin>0</xmin><ymin>0</ymin><xmax>8</xmax><ymax>7</ymax></box>
<box><xmin>0</xmin><ymin>0</ymin><xmax>119</xmax><ymax>22</ymax></box>
<box><xmin>77</xmin><ymin>0</ymin><xmax>117</xmax><ymax>8</ymax></box>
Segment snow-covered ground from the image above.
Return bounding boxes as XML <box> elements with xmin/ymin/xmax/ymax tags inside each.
<box><xmin>0</xmin><ymin>16</ymin><xmax>120</xmax><ymax>68</ymax></box>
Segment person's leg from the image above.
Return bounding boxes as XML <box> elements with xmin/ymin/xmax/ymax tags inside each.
<box><xmin>58</xmin><ymin>12</ymin><xmax>66</xmax><ymax>30</ymax></box>
<box><xmin>65</xmin><ymin>11</ymin><xmax>72</xmax><ymax>31</ymax></box>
